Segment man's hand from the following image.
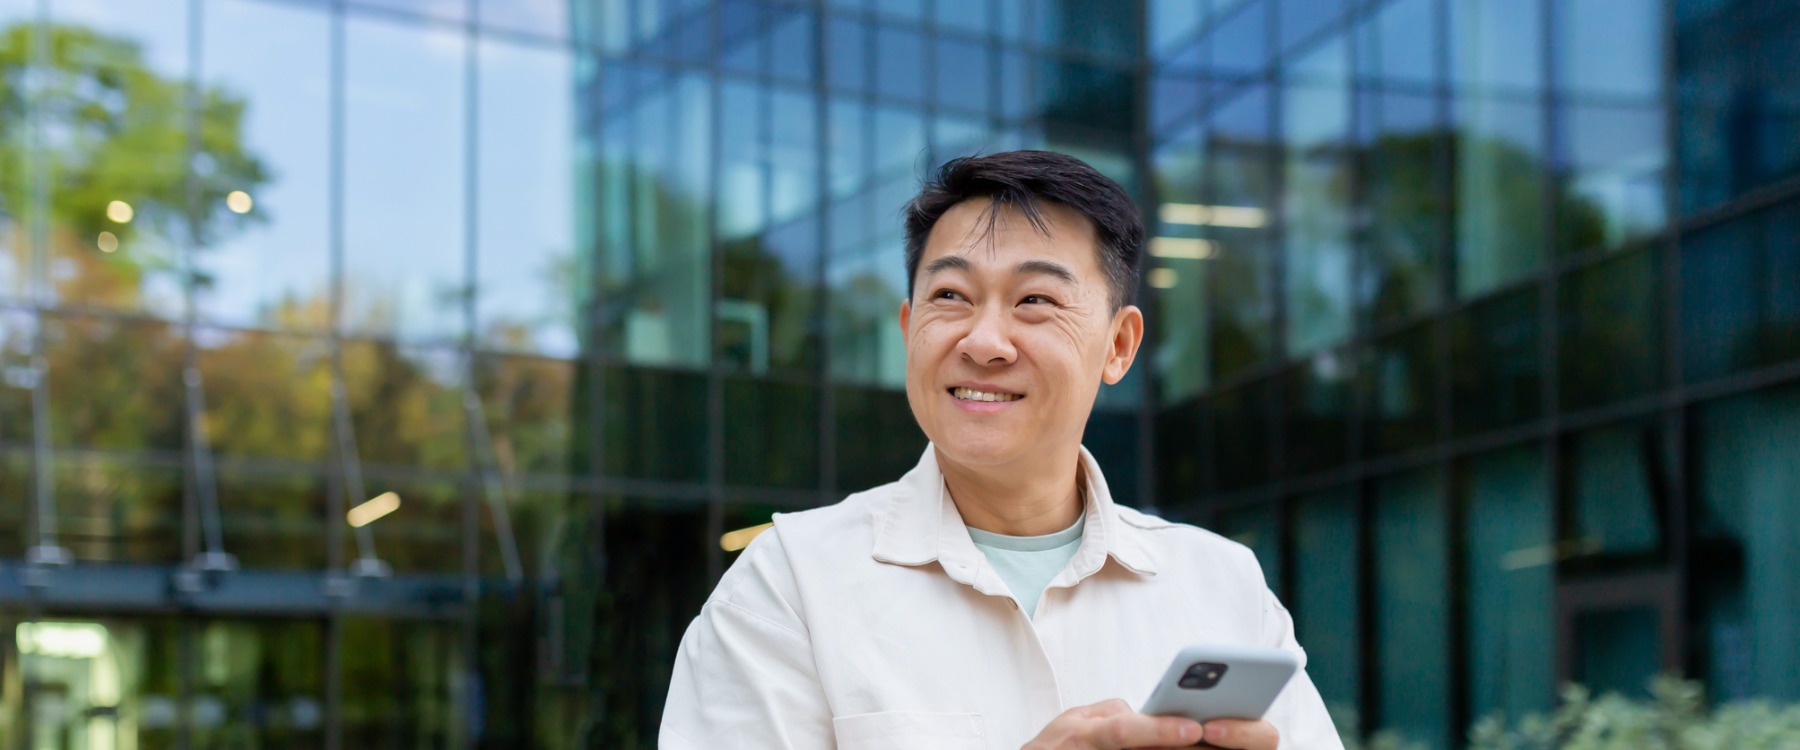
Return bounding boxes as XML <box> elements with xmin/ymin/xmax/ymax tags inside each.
<box><xmin>1021</xmin><ymin>700</ymin><xmax>1280</xmax><ymax>750</ymax></box>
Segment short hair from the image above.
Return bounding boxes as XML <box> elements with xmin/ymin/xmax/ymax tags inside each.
<box><xmin>902</xmin><ymin>150</ymin><xmax>1144</xmax><ymax>310</ymax></box>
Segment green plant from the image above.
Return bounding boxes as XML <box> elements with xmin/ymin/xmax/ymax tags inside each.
<box><xmin>1467</xmin><ymin>676</ymin><xmax>1800</xmax><ymax>750</ymax></box>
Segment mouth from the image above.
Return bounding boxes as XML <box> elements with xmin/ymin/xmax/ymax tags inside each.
<box><xmin>948</xmin><ymin>386</ymin><xmax>1025</xmax><ymax>403</ymax></box>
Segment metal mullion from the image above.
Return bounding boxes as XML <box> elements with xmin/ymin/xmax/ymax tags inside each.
<box><xmin>1655</xmin><ymin>0</ymin><xmax>1692</xmax><ymax>681</ymax></box>
<box><xmin>324</xmin><ymin>4</ymin><xmax>347</xmax><ymax>747</ymax></box>
<box><xmin>458</xmin><ymin>3</ymin><xmax>481</xmax><ymax>746</ymax></box>
<box><xmin>705</xmin><ymin>0</ymin><xmax>726</xmax><ymax>585</ymax></box>
<box><xmin>813</xmin><ymin>5</ymin><xmax>836</xmax><ymax>497</ymax></box>
<box><xmin>1130</xmin><ymin>0</ymin><xmax>1158</xmax><ymax>510</ymax></box>
<box><xmin>1265</xmin><ymin>0</ymin><xmax>1287</xmax><ymax>486</ymax></box>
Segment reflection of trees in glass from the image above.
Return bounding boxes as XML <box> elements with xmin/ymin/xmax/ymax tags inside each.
<box><xmin>0</xmin><ymin>22</ymin><xmax>269</xmax><ymax>305</ymax></box>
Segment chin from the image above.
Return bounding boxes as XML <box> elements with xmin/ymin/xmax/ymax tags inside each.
<box><xmin>929</xmin><ymin>428</ymin><xmax>1030</xmax><ymax>469</ymax></box>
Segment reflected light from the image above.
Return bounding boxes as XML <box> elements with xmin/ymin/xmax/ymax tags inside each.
<box><xmin>106</xmin><ymin>200</ymin><xmax>133</xmax><ymax>223</ymax></box>
<box><xmin>226</xmin><ymin>190</ymin><xmax>253</xmax><ymax>214</ymax></box>
<box><xmin>1149</xmin><ymin>237</ymin><xmax>1219</xmax><ymax>260</ymax></box>
<box><xmin>96</xmin><ymin>231</ymin><xmax>119</xmax><ymax>253</ymax></box>
<box><xmin>347</xmin><ymin>491</ymin><xmax>401</xmax><ymax>528</ymax></box>
<box><xmin>720</xmin><ymin>521</ymin><xmax>773</xmax><ymax>552</ymax></box>
<box><xmin>1148</xmin><ymin>268</ymin><xmax>1179</xmax><ymax>289</ymax></box>
<box><xmin>1159</xmin><ymin>203</ymin><xmax>1267</xmax><ymax>229</ymax></box>
<box><xmin>17</xmin><ymin>621</ymin><xmax>109</xmax><ymax>659</ymax></box>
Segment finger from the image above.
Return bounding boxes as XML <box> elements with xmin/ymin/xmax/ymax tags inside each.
<box><xmin>1094</xmin><ymin>714</ymin><xmax>1203</xmax><ymax>750</ymax></box>
<box><xmin>1201</xmin><ymin>719</ymin><xmax>1279</xmax><ymax>750</ymax></box>
<box><xmin>1081</xmin><ymin>698</ymin><xmax>1136</xmax><ymax>719</ymax></box>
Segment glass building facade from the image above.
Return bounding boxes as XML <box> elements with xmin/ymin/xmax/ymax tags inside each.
<box><xmin>0</xmin><ymin>0</ymin><xmax>1792</xmax><ymax>747</ymax></box>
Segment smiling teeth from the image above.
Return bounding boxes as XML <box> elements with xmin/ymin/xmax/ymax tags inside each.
<box><xmin>953</xmin><ymin>387</ymin><xmax>1022</xmax><ymax>402</ymax></box>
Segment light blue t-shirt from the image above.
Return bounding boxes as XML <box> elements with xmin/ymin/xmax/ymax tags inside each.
<box><xmin>967</xmin><ymin>514</ymin><xmax>1086</xmax><ymax>619</ymax></box>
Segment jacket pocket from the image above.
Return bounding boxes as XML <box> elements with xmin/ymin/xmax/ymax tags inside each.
<box><xmin>831</xmin><ymin>711</ymin><xmax>984</xmax><ymax>750</ymax></box>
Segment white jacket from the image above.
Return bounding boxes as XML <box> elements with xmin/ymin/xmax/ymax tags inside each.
<box><xmin>661</xmin><ymin>445</ymin><xmax>1344</xmax><ymax>749</ymax></box>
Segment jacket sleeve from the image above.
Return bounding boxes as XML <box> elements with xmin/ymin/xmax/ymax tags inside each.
<box><xmin>660</xmin><ymin>527</ymin><xmax>836</xmax><ymax>749</ymax></box>
<box><xmin>1258</xmin><ymin>585</ymin><xmax>1347</xmax><ymax>750</ymax></box>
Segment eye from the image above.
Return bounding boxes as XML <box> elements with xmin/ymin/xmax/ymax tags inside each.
<box><xmin>1020</xmin><ymin>294</ymin><xmax>1056</xmax><ymax>306</ymax></box>
<box><xmin>933</xmin><ymin>289</ymin><xmax>967</xmax><ymax>302</ymax></box>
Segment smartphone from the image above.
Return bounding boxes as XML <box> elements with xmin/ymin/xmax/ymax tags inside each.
<box><xmin>1140</xmin><ymin>644</ymin><xmax>1300</xmax><ymax>724</ymax></box>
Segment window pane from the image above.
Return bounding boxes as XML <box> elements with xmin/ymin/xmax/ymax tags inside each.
<box><xmin>342</xmin><ymin>342</ymin><xmax>466</xmax><ymax>471</ymax></box>
<box><xmin>1283</xmin><ymin>351</ymin><xmax>1352</xmax><ymax>474</ymax></box>
<box><xmin>1450</xmin><ymin>0</ymin><xmax>1541</xmax><ymax>95</ymax></box>
<box><xmin>602</xmin><ymin>364</ymin><xmax>708</xmax><ymax>483</ymax></box>
<box><xmin>0</xmin><ymin>310</ymin><xmax>34</xmax><ymax>445</ymax></box>
<box><xmin>350</xmin><ymin>0</ymin><xmax>465</xmax><ymax>23</ymax></box>
<box><xmin>1279</xmin><ymin>0</ymin><xmax>1345</xmax><ymax>53</ymax></box>
<box><xmin>770</xmin><ymin>88</ymin><xmax>821</xmax><ymax>225</ymax></box>
<box><xmin>198</xmin><ymin>329</ymin><xmax>334</xmax><ymax>463</ymax></box>
<box><xmin>1215</xmin><ymin>501</ymin><xmax>1283</xmax><ymax>598</ymax></box>
<box><xmin>833</xmin><ymin>385</ymin><xmax>925</xmax><ymax>492</ymax></box>
<box><xmin>937</xmin><ymin>0</ymin><xmax>990</xmax><ymax>35</ymax></box>
<box><xmin>827</xmin><ymin>230</ymin><xmax>906</xmax><ymax>387</ymax></box>
<box><xmin>218</xmin><ymin>469</ymin><xmax>328</xmax><ymax>570</ymax></box>
<box><xmin>1361</xmin><ymin>91</ymin><xmax>1443</xmax><ymax>324</ymax></box>
<box><xmin>875</xmin><ymin>24</ymin><xmax>927</xmax><ymax>103</ymax></box>
<box><xmin>1570</xmin><ymin>421</ymin><xmax>1668</xmax><ymax>559</ymax></box>
<box><xmin>1675</xmin><ymin>1</ymin><xmax>1800</xmax><ymax>213</ymax></box>
<box><xmin>1450</xmin><ymin>288</ymin><xmax>1541</xmax><ymax>436</ymax></box>
<box><xmin>1293</xmin><ymin>488</ymin><xmax>1361</xmax><ymax>711</ymax></box>
<box><xmin>1373</xmin><ymin>468</ymin><xmax>1451</xmax><ymax>750</ymax></box>
<box><xmin>1150</xmin><ymin>0</ymin><xmax>1204</xmax><ymax>56</ymax></box>
<box><xmin>343</xmin><ymin>16</ymin><xmax>467</xmax><ymax>341</ymax></box>
<box><xmin>0</xmin><ymin>2</ymin><xmax>31</xmax><ymax>300</ymax></box>
<box><xmin>1209</xmin><ymin>0</ymin><xmax>1268</xmax><ymax>75</ymax></box>
<box><xmin>1037</xmin><ymin>59</ymin><xmax>1133</xmax><ymax>132</ymax></box>
<box><xmin>1211</xmin><ymin>380</ymin><xmax>1272</xmax><ymax>491</ymax></box>
<box><xmin>358</xmin><ymin>475</ymin><xmax>464</xmax><ymax>575</ymax></box>
<box><xmin>1208</xmin><ymin>84</ymin><xmax>1276</xmax><ymax>379</ymax></box>
<box><xmin>597</xmin><ymin>69</ymin><xmax>712</xmax><ymax>368</ymax></box>
<box><xmin>52</xmin><ymin>455</ymin><xmax>183</xmax><ymax>563</ymax></box>
<box><xmin>340</xmin><ymin>618</ymin><xmax>461</xmax><ymax>746</ymax></box>
<box><xmin>1151</xmin><ymin>128</ymin><xmax>1209</xmax><ymax>402</ymax></box>
<box><xmin>769</xmin><ymin>6</ymin><xmax>816</xmax><ymax>85</ymax></box>
<box><xmin>477</xmin><ymin>39</ymin><xmax>579</xmax><ymax>356</ymax></box>
<box><xmin>1155</xmin><ymin>398</ymin><xmax>1203</xmax><ymax>511</ymax></box>
<box><xmin>45</xmin><ymin>314</ymin><xmax>185</xmax><ymax>452</ymax></box>
<box><xmin>1680</xmin><ymin>199</ymin><xmax>1800</xmax><ymax>383</ymax></box>
<box><xmin>1553</xmin><ymin>0</ymin><xmax>1667</xmax><ymax>253</ymax></box>
<box><xmin>1362</xmin><ymin>322</ymin><xmax>1440</xmax><ymax>455</ymax></box>
<box><xmin>1083</xmin><ymin>409</ymin><xmax>1140</xmax><ymax>508</ymax></box>
<box><xmin>1573</xmin><ymin>606</ymin><xmax>1662</xmax><ymax>699</ymax></box>
<box><xmin>475</xmin><ymin>354</ymin><xmax>579</xmax><ymax>478</ymax></box>
<box><xmin>196</xmin><ymin>0</ymin><xmax>332</xmax><ymax>332</ymax></box>
<box><xmin>1694</xmin><ymin>384</ymin><xmax>1800</xmax><ymax>701</ymax></box>
<box><xmin>826</xmin><ymin>18</ymin><xmax>868</xmax><ymax>94</ymax></box>
<box><xmin>479</xmin><ymin>0</ymin><xmax>569</xmax><ymax>39</ymax></box>
<box><xmin>1462</xmin><ymin>444</ymin><xmax>1555</xmax><ymax>717</ymax></box>
<box><xmin>40</xmin><ymin>0</ymin><xmax>191</xmax><ymax>316</ymax></box>
<box><xmin>724</xmin><ymin>215</ymin><xmax>822</xmax><ymax>375</ymax></box>
<box><xmin>1282</xmin><ymin>60</ymin><xmax>1353</xmax><ymax>356</ymax></box>
<box><xmin>724</xmin><ymin>377</ymin><xmax>820</xmax><ymax>491</ymax></box>
<box><xmin>936</xmin><ymin>37</ymin><xmax>991</xmax><ymax>113</ymax></box>
<box><xmin>1557</xmin><ymin>249</ymin><xmax>1660</xmax><ymax>411</ymax></box>
<box><xmin>1455</xmin><ymin>97</ymin><xmax>1545</xmax><ymax>297</ymax></box>
<box><xmin>1362</xmin><ymin>0</ymin><xmax>1437</xmax><ymax>88</ymax></box>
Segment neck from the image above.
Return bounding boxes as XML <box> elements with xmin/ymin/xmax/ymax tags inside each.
<box><xmin>938</xmin><ymin>446</ymin><xmax>1086</xmax><ymax>537</ymax></box>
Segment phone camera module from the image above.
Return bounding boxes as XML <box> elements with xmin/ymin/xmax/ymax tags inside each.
<box><xmin>1177</xmin><ymin>662</ymin><xmax>1229</xmax><ymax>690</ymax></box>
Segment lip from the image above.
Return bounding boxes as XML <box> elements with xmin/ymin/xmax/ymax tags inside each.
<box><xmin>946</xmin><ymin>382</ymin><xmax>1026</xmax><ymax>413</ymax></box>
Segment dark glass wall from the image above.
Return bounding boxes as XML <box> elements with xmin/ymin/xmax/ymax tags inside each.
<box><xmin>1148</xmin><ymin>0</ymin><xmax>1800</xmax><ymax>744</ymax></box>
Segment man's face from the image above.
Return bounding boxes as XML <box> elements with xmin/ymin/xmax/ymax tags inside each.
<box><xmin>900</xmin><ymin>198</ymin><xmax>1143</xmax><ymax>471</ymax></box>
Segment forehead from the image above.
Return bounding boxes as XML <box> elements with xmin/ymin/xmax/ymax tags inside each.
<box><xmin>921</xmin><ymin>197</ymin><xmax>1103</xmax><ymax>276</ymax></box>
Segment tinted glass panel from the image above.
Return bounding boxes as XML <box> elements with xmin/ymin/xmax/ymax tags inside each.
<box><xmin>1151</xmin><ymin>128</ymin><xmax>1210</xmax><ymax>402</ymax></box>
<box><xmin>1570</xmin><ymin>421</ymin><xmax>1668</xmax><ymax>559</ymax></box>
<box><xmin>1293</xmin><ymin>489</ymin><xmax>1361</xmax><ymax>711</ymax></box>
<box><xmin>1462</xmin><ymin>444</ymin><xmax>1556</xmax><ymax>717</ymax></box>
<box><xmin>341</xmin><ymin>342</ymin><xmax>466</xmax><ymax>471</ymax></box>
<box><xmin>1557</xmin><ymin>249</ymin><xmax>1660</xmax><ymax>411</ymax></box>
<box><xmin>1693</xmin><ymin>384</ymin><xmax>1800</xmax><ymax>701</ymax></box>
<box><xmin>1155</xmin><ymin>398</ymin><xmax>1204</xmax><ymax>511</ymax></box>
<box><xmin>52</xmin><ymin>456</ymin><xmax>183</xmax><ymax>563</ymax></box>
<box><xmin>1361</xmin><ymin>91</ymin><xmax>1443</xmax><ymax>324</ymax></box>
<box><xmin>343</xmin><ymin>15</ymin><xmax>466</xmax><ymax>341</ymax></box>
<box><xmin>1374</xmin><ymin>468</ymin><xmax>1451</xmax><ymax>749</ymax></box>
<box><xmin>725</xmin><ymin>377</ymin><xmax>821</xmax><ymax>491</ymax></box>
<box><xmin>475</xmin><ymin>354</ymin><xmax>580</xmax><ymax>477</ymax></box>
<box><xmin>1283</xmin><ymin>49</ymin><xmax>1353</xmax><ymax>356</ymax></box>
<box><xmin>1211</xmin><ymin>381</ymin><xmax>1272</xmax><ymax>491</ymax></box>
<box><xmin>1362</xmin><ymin>322</ymin><xmax>1440</xmax><ymax>455</ymax></box>
<box><xmin>1454</xmin><ymin>97</ymin><xmax>1545</xmax><ymax>297</ymax></box>
<box><xmin>477</xmin><ymin>38</ymin><xmax>580</xmax><ymax>356</ymax></box>
<box><xmin>1675</xmin><ymin>0</ymin><xmax>1800</xmax><ymax>213</ymax></box>
<box><xmin>196</xmin><ymin>0</ymin><xmax>332</xmax><ymax>332</ymax></box>
<box><xmin>198</xmin><ymin>329</ymin><xmax>334</xmax><ymax>462</ymax></box>
<box><xmin>217</xmin><ymin>470</ymin><xmax>328</xmax><ymax>570</ymax></box>
<box><xmin>603</xmin><ymin>364</ymin><xmax>709</xmax><ymax>483</ymax></box>
<box><xmin>1450</xmin><ymin>288</ymin><xmax>1540</xmax><ymax>436</ymax></box>
<box><xmin>1680</xmin><ymin>199</ymin><xmax>1800</xmax><ymax>382</ymax></box>
<box><xmin>1283</xmin><ymin>352</ymin><xmax>1352</xmax><ymax>474</ymax></box>
<box><xmin>833</xmin><ymin>385</ymin><xmax>925</xmax><ymax>492</ymax></box>
<box><xmin>45</xmin><ymin>314</ymin><xmax>184</xmax><ymax>452</ymax></box>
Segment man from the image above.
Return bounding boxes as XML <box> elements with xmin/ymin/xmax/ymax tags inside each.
<box><xmin>662</xmin><ymin>151</ymin><xmax>1341</xmax><ymax>749</ymax></box>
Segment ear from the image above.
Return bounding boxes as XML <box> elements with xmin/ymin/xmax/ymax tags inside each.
<box><xmin>898</xmin><ymin>298</ymin><xmax>912</xmax><ymax>344</ymax></box>
<box><xmin>1101</xmin><ymin>305</ymin><xmax>1144</xmax><ymax>385</ymax></box>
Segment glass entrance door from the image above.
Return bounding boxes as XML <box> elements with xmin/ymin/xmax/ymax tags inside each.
<box><xmin>1556</xmin><ymin>571</ymin><xmax>1683</xmax><ymax>697</ymax></box>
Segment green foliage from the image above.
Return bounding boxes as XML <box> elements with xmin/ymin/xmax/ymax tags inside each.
<box><xmin>1340</xmin><ymin>678</ymin><xmax>1800</xmax><ymax>750</ymax></box>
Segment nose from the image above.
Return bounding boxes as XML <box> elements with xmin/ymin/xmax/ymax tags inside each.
<box><xmin>958</xmin><ymin>303</ymin><xmax>1017</xmax><ymax>367</ymax></box>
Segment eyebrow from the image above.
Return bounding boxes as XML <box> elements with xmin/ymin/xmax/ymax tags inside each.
<box><xmin>921</xmin><ymin>255</ymin><xmax>1077</xmax><ymax>285</ymax></box>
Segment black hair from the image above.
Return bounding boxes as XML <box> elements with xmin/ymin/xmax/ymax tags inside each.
<box><xmin>901</xmin><ymin>150</ymin><xmax>1144</xmax><ymax>310</ymax></box>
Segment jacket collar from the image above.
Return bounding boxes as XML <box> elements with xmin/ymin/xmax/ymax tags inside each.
<box><xmin>870</xmin><ymin>444</ymin><xmax>1158</xmax><ymax>590</ymax></box>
